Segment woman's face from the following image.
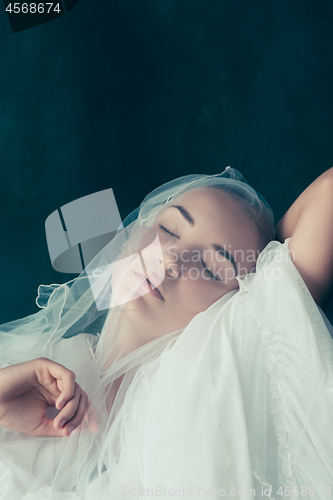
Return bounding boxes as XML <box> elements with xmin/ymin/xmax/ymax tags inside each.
<box><xmin>113</xmin><ymin>186</ymin><xmax>262</xmax><ymax>337</ymax></box>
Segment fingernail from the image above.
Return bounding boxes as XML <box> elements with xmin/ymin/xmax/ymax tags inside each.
<box><xmin>68</xmin><ymin>426</ymin><xmax>75</xmax><ymax>435</ymax></box>
<box><xmin>59</xmin><ymin>401</ymin><xmax>65</xmax><ymax>408</ymax></box>
<box><xmin>60</xmin><ymin>420</ymin><xmax>66</xmax><ymax>428</ymax></box>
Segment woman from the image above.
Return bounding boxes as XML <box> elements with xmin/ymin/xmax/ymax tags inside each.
<box><xmin>0</xmin><ymin>166</ymin><xmax>333</xmax><ymax>499</ymax></box>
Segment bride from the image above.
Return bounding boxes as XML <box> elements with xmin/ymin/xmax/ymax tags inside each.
<box><xmin>0</xmin><ymin>166</ymin><xmax>333</xmax><ymax>499</ymax></box>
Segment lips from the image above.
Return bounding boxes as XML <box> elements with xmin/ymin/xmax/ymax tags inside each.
<box><xmin>134</xmin><ymin>272</ymin><xmax>164</xmax><ymax>301</ymax></box>
<box><xmin>146</xmin><ymin>277</ymin><xmax>165</xmax><ymax>300</ymax></box>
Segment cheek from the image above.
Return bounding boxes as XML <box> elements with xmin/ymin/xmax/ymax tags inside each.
<box><xmin>173</xmin><ymin>276</ymin><xmax>238</xmax><ymax>317</ymax></box>
<box><xmin>111</xmin><ymin>254</ymin><xmax>151</xmax><ymax>305</ymax></box>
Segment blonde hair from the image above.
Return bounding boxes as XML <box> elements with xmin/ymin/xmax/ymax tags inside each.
<box><xmin>206</xmin><ymin>184</ymin><xmax>275</xmax><ymax>251</ymax></box>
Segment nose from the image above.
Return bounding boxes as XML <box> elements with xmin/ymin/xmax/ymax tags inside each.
<box><xmin>157</xmin><ymin>254</ymin><xmax>180</xmax><ymax>279</ymax></box>
<box><xmin>140</xmin><ymin>232</ymin><xmax>181</xmax><ymax>280</ymax></box>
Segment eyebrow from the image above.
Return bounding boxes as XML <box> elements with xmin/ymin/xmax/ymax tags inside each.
<box><xmin>171</xmin><ymin>205</ymin><xmax>238</xmax><ymax>276</ymax></box>
<box><xmin>171</xmin><ymin>205</ymin><xmax>195</xmax><ymax>225</ymax></box>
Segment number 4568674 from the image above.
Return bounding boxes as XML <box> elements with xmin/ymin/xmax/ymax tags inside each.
<box><xmin>6</xmin><ymin>3</ymin><xmax>61</xmax><ymax>14</ymax></box>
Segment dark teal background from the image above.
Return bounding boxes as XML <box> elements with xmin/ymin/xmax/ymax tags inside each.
<box><xmin>0</xmin><ymin>0</ymin><xmax>332</xmax><ymax>323</ymax></box>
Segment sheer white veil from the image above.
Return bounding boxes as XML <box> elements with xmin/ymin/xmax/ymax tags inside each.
<box><xmin>0</xmin><ymin>166</ymin><xmax>278</xmax><ymax>498</ymax></box>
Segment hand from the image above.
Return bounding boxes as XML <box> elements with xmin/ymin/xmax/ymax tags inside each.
<box><xmin>0</xmin><ymin>357</ymin><xmax>99</xmax><ymax>437</ymax></box>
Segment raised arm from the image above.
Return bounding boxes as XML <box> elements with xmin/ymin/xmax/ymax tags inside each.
<box><xmin>275</xmin><ymin>166</ymin><xmax>333</xmax><ymax>311</ymax></box>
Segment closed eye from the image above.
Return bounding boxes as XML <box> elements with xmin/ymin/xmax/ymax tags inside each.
<box><xmin>158</xmin><ymin>225</ymin><xmax>180</xmax><ymax>239</ymax></box>
<box><xmin>159</xmin><ymin>225</ymin><xmax>220</xmax><ymax>281</ymax></box>
<box><xmin>200</xmin><ymin>259</ymin><xmax>220</xmax><ymax>281</ymax></box>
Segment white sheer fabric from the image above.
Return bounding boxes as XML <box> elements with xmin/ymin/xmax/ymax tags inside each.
<box><xmin>1</xmin><ymin>237</ymin><xmax>333</xmax><ymax>499</ymax></box>
<box><xmin>1</xmin><ymin>169</ymin><xmax>333</xmax><ymax>499</ymax></box>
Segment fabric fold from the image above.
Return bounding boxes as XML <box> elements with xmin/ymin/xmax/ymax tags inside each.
<box><xmin>0</xmin><ymin>168</ymin><xmax>333</xmax><ymax>499</ymax></box>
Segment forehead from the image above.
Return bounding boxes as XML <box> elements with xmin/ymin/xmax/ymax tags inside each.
<box><xmin>172</xmin><ymin>186</ymin><xmax>245</xmax><ymax>219</ymax></box>
<box><xmin>169</xmin><ymin>186</ymin><xmax>261</xmax><ymax>253</ymax></box>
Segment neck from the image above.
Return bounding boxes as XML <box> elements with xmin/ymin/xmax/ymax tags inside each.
<box><xmin>98</xmin><ymin>306</ymin><xmax>152</xmax><ymax>372</ymax></box>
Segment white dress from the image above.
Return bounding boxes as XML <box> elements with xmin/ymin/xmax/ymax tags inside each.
<box><xmin>1</xmin><ymin>237</ymin><xmax>333</xmax><ymax>500</ymax></box>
